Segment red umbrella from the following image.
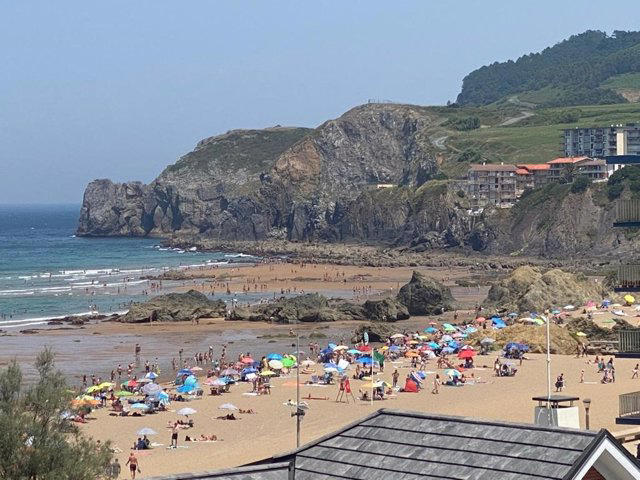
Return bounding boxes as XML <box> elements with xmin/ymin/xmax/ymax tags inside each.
<box><xmin>457</xmin><ymin>349</ymin><xmax>476</xmax><ymax>359</ymax></box>
<box><xmin>357</xmin><ymin>345</ymin><xmax>372</xmax><ymax>352</ymax></box>
<box><xmin>127</xmin><ymin>379</ymin><xmax>138</xmax><ymax>387</ymax></box>
<box><xmin>241</xmin><ymin>357</ymin><xmax>254</xmax><ymax>364</ymax></box>
<box><xmin>475</xmin><ymin>317</ymin><xmax>486</xmax><ymax>322</ymax></box>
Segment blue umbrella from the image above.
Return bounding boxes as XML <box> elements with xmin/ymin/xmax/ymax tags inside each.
<box><xmin>346</xmin><ymin>349</ymin><xmax>360</xmax><ymax>354</ymax></box>
<box><xmin>389</xmin><ymin>345</ymin><xmax>400</xmax><ymax>352</ymax></box>
<box><xmin>327</xmin><ymin>343</ymin><xmax>337</xmax><ymax>349</ymax></box>
<box><xmin>427</xmin><ymin>342</ymin><xmax>440</xmax><ymax>349</ymax></box>
<box><xmin>131</xmin><ymin>403</ymin><xmax>149</xmax><ymax>410</ymax></box>
<box><xmin>267</xmin><ymin>353</ymin><xmax>283</xmax><ymax>361</ymax></box>
<box><xmin>320</xmin><ymin>348</ymin><xmax>333</xmax><ymax>355</ymax></box>
<box><xmin>356</xmin><ymin>357</ymin><xmax>373</xmax><ymax>365</ymax></box>
<box><xmin>424</xmin><ymin>327</ymin><xmax>438</xmax><ymax>334</ymax></box>
<box><xmin>242</xmin><ymin>367</ymin><xmax>258</xmax><ymax>375</ymax></box>
<box><xmin>177</xmin><ymin>369</ymin><xmax>192</xmax><ymax>376</ymax></box>
<box><xmin>442</xmin><ymin>347</ymin><xmax>455</xmax><ymax>354</ymax></box>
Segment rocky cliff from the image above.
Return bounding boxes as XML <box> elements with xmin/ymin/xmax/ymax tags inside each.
<box><xmin>78</xmin><ymin>104</ymin><xmax>464</xmax><ymax>243</ymax></box>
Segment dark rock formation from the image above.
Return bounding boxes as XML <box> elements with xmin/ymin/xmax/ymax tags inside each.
<box><xmin>362</xmin><ymin>298</ymin><xmax>410</xmax><ymax>322</ymax></box>
<box><xmin>396</xmin><ymin>270</ymin><xmax>453</xmax><ymax>315</ymax></box>
<box><xmin>119</xmin><ymin>290</ymin><xmax>226</xmax><ymax>323</ymax></box>
<box><xmin>352</xmin><ymin>323</ymin><xmax>397</xmax><ymax>343</ymax></box>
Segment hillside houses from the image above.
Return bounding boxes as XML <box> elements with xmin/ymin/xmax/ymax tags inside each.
<box><xmin>467</xmin><ymin>157</ymin><xmax>611</xmax><ymax>208</ymax></box>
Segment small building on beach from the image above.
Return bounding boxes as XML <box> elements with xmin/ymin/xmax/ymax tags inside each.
<box><xmin>147</xmin><ymin>408</ymin><xmax>640</xmax><ymax>479</ymax></box>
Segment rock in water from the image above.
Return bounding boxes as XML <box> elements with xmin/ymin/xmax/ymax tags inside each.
<box><xmin>120</xmin><ymin>290</ymin><xmax>226</xmax><ymax>323</ymax></box>
<box><xmin>486</xmin><ymin>266</ymin><xmax>608</xmax><ymax>312</ymax></box>
<box><xmin>396</xmin><ymin>270</ymin><xmax>453</xmax><ymax>315</ymax></box>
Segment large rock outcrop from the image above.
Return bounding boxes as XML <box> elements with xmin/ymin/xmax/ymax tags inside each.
<box><xmin>396</xmin><ymin>270</ymin><xmax>453</xmax><ymax>315</ymax></box>
<box><xmin>486</xmin><ymin>266</ymin><xmax>609</xmax><ymax>312</ymax></box>
<box><xmin>119</xmin><ymin>290</ymin><xmax>226</xmax><ymax>323</ymax></box>
<box><xmin>78</xmin><ymin>104</ymin><xmax>476</xmax><ymax>245</ymax></box>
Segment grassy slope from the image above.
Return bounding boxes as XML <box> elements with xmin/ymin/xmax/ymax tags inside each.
<box><xmin>439</xmin><ymin>103</ymin><xmax>640</xmax><ymax>175</ymax></box>
<box><xmin>602</xmin><ymin>72</ymin><xmax>640</xmax><ymax>90</ymax></box>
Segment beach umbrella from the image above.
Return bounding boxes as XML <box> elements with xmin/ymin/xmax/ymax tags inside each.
<box><xmin>266</xmin><ymin>353</ymin><xmax>283</xmax><ymax>361</ymax></box>
<box><xmin>130</xmin><ymin>403</ymin><xmax>149</xmax><ymax>410</ymax></box>
<box><xmin>443</xmin><ymin>324</ymin><xmax>456</xmax><ymax>332</ymax></box>
<box><xmin>301</xmin><ymin>360</ymin><xmax>316</xmax><ymax>367</ymax></box>
<box><xmin>221</xmin><ymin>368</ymin><xmax>239</xmax><ymax>376</ymax></box>
<box><xmin>441</xmin><ymin>347</ymin><xmax>455</xmax><ymax>354</ymax></box>
<box><xmin>177</xmin><ymin>407</ymin><xmax>197</xmax><ymax>416</ymax></box>
<box><xmin>324</xmin><ymin>367</ymin><xmax>338</xmax><ymax>373</ymax></box>
<box><xmin>72</xmin><ymin>396</ymin><xmax>99</xmax><ymax>407</ymax></box>
<box><xmin>85</xmin><ymin>385</ymin><xmax>101</xmax><ymax>394</ymax></box>
<box><xmin>458</xmin><ymin>349</ymin><xmax>476</xmax><ymax>359</ymax></box>
<box><xmin>390</xmin><ymin>333</ymin><xmax>405</xmax><ymax>339</ymax></box>
<box><xmin>127</xmin><ymin>379</ymin><xmax>138</xmax><ymax>388</ymax></box>
<box><xmin>405</xmin><ymin>351</ymin><xmax>419</xmax><ymax>358</ymax></box>
<box><xmin>210</xmin><ymin>378</ymin><xmax>228</xmax><ymax>386</ymax></box>
<box><xmin>137</xmin><ymin>378</ymin><xmax>152</xmax><ymax>384</ymax></box>
<box><xmin>241</xmin><ymin>357</ymin><xmax>254</xmax><ymax>364</ymax></box>
<box><xmin>98</xmin><ymin>382</ymin><xmax>114</xmax><ymax>390</ymax></box>
<box><xmin>141</xmin><ymin>383</ymin><xmax>162</xmax><ymax>396</ymax></box>
<box><xmin>282</xmin><ymin>357</ymin><xmax>295</xmax><ymax>368</ymax></box>
<box><xmin>333</xmin><ymin>345</ymin><xmax>348</xmax><ymax>351</ymax></box>
<box><xmin>625</xmin><ymin>294</ymin><xmax>636</xmax><ymax>305</ymax></box>
<box><xmin>114</xmin><ymin>390</ymin><xmax>133</xmax><ymax>397</ymax></box>
<box><xmin>177</xmin><ymin>369</ymin><xmax>193</xmax><ymax>376</ymax></box>
<box><xmin>241</xmin><ymin>367</ymin><xmax>258</xmax><ymax>375</ymax></box>
<box><xmin>137</xmin><ymin>428</ymin><xmax>157</xmax><ymax>436</ymax></box>
<box><xmin>324</xmin><ymin>362</ymin><xmax>339</xmax><ymax>370</ymax></box>
<box><xmin>144</xmin><ymin>372</ymin><xmax>158</xmax><ymax>379</ymax></box>
<box><xmin>441</xmin><ymin>335</ymin><xmax>453</xmax><ymax>342</ymax></box>
<box><xmin>219</xmin><ymin>376</ymin><xmax>235</xmax><ymax>384</ymax></box>
<box><xmin>424</xmin><ymin>327</ymin><xmax>438</xmax><ymax>334</ymax></box>
<box><xmin>190</xmin><ymin>366</ymin><xmax>203</xmax><ymax>372</ymax></box>
<box><xmin>427</xmin><ymin>342</ymin><xmax>440</xmax><ymax>349</ymax></box>
<box><xmin>444</xmin><ymin>369</ymin><xmax>461</xmax><ymax>378</ymax></box>
<box><xmin>356</xmin><ymin>356</ymin><xmax>373</xmax><ymax>365</ymax></box>
<box><xmin>357</xmin><ymin>345</ymin><xmax>372</xmax><ymax>352</ymax></box>
<box><xmin>475</xmin><ymin>317</ymin><xmax>486</xmax><ymax>322</ymax></box>
<box><xmin>389</xmin><ymin>345</ymin><xmax>400</xmax><ymax>352</ymax></box>
<box><xmin>346</xmin><ymin>349</ymin><xmax>360</xmax><ymax>354</ymax></box>
<box><xmin>268</xmin><ymin>360</ymin><xmax>284</xmax><ymax>370</ymax></box>
<box><xmin>245</xmin><ymin>373</ymin><xmax>257</xmax><ymax>381</ymax></box>
<box><xmin>480</xmin><ymin>337</ymin><xmax>495</xmax><ymax>345</ymax></box>
<box><xmin>465</xmin><ymin>327</ymin><xmax>477</xmax><ymax>334</ymax></box>
<box><xmin>219</xmin><ymin>403</ymin><xmax>238</xmax><ymax>410</ymax></box>
<box><xmin>259</xmin><ymin>370</ymin><xmax>276</xmax><ymax>376</ymax></box>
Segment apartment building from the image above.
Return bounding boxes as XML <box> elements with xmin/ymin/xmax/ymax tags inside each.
<box><xmin>516</xmin><ymin>164</ymin><xmax>550</xmax><ymax>188</ymax></box>
<box><xmin>563</xmin><ymin>123</ymin><xmax>640</xmax><ymax>158</ymax></box>
<box><xmin>467</xmin><ymin>163</ymin><xmax>517</xmax><ymax>208</ymax></box>
<box><xmin>546</xmin><ymin>156</ymin><xmax>590</xmax><ymax>182</ymax></box>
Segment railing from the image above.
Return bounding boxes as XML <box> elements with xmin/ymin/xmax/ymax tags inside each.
<box><xmin>619</xmin><ymin>330</ymin><xmax>640</xmax><ymax>353</ymax></box>
<box><xmin>620</xmin><ymin>391</ymin><xmax>640</xmax><ymax>417</ymax></box>
<box><xmin>616</xmin><ymin>200</ymin><xmax>640</xmax><ymax>224</ymax></box>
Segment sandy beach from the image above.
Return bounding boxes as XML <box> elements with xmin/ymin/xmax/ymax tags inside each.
<box><xmin>77</xmin><ymin>350</ymin><xmax>640</xmax><ymax>478</ymax></box>
<box><xmin>4</xmin><ymin>261</ymin><xmax>640</xmax><ymax>478</ymax></box>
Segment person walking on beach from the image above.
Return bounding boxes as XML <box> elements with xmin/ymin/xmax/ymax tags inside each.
<box><xmin>555</xmin><ymin>373</ymin><xmax>565</xmax><ymax>392</ymax></box>
<box><xmin>171</xmin><ymin>422</ymin><xmax>179</xmax><ymax>448</ymax></box>
<box><xmin>633</xmin><ymin>363</ymin><xmax>639</xmax><ymax>379</ymax></box>
<box><xmin>108</xmin><ymin>458</ymin><xmax>121</xmax><ymax>479</ymax></box>
<box><xmin>392</xmin><ymin>369</ymin><xmax>399</xmax><ymax>389</ymax></box>
<box><xmin>125</xmin><ymin>452</ymin><xmax>140</xmax><ymax>479</ymax></box>
<box><xmin>432</xmin><ymin>374</ymin><xmax>440</xmax><ymax>394</ymax></box>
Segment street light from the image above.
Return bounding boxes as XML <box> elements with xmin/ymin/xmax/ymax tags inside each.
<box><xmin>582</xmin><ymin>398</ymin><xmax>592</xmax><ymax>430</ymax></box>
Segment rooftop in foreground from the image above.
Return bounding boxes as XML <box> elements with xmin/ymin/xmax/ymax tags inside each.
<box><xmin>148</xmin><ymin>408</ymin><xmax>640</xmax><ymax>480</ymax></box>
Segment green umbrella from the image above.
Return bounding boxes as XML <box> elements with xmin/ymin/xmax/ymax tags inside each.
<box><xmin>282</xmin><ymin>357</ymin><xmax>295</xmax><ymax>368</ymax></box>
<box><xmin>115</xmin><ymin>391</ymin><xmax>133</xmax><ymax>397</ymax></box>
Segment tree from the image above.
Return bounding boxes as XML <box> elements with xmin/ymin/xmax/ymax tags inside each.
<box><xmin>570</xmin><ymin>175</ymin><xmax>591</xmax><ymax>193</ymax></box>
<box><xmin>0</xmin><ymin>349</ymin><xmax>112</xmax><ymax>480</ymax></box>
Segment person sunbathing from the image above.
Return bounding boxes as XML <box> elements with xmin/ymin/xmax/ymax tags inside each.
<box><xmin>215</xmin><ymin>413</ymin><xmax>238</xmax><ymax>420</ymax></box>
<box><xmin>238</xmin><ymin>409</ymin><xmax>255</xmax><ymax>414</ymax></box>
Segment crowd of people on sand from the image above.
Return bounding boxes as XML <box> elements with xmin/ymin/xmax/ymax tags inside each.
<box><xmin>66</xmin><ymin>290</ymin><xmax>640</xmax><ymax>478</ymax></box>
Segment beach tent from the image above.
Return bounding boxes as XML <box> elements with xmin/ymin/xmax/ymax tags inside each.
<box><xmin>424</xmin><ymin>327</ymin><xmax>438</xmax><ymax>334</ymax></box>
<box><xmin>156</xmin><ymin>391</ymin><xmax>170</xmax><ymax>405</ymax></box>
<box><xmin>492</xmin><ymin>318</ymin><xmax>507</xmax><ymax>329</ymax></box>
<box><xmin>403</xmin><ymin>379</ymin><xmax>418</xmax><ymax>393</ymax></box>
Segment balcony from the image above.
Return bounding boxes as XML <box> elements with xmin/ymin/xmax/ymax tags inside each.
<box><xmin>616</xmin><ymin>391</ymin><xmax>640</xmax><ymax>424</ymax></box>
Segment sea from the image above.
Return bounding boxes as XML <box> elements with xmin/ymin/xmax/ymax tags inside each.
<box><xmin>0</xmin><ymin>204</ymin><xmax>257</xmax><ymax>330</ymax></box>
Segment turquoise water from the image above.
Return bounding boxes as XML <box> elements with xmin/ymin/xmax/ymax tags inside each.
<box><xmin>0</xmin><ymin>204</ymin><xmax>255</xmax><ymax>328</ymax></box>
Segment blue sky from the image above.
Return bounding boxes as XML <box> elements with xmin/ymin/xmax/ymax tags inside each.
<box><xmin>2</xmin><ymin>1</ymin><xmax>640</xmax><ymax>203</ymax></box>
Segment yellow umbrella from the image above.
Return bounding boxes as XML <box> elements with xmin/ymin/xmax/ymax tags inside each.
<box><xmin>624</xmin><ymin>294</ymin><xmax>635</xmax><ymax>305</ymax></box>
<box><xmin>259</xmin><ymin>370</ymin><xmax>276</xmax><ymax>376</ymax></box>
<box><xmin>85</xmin><ymin>385</ymin><xmax>101</xmax><ymax>393</ymax></box>
<box><xmin>98</xmin><ymin>382</ymin><xmax>114</xmax><ymax>389</ymax></box>
<box><xmin>380</xmin><ymin>346</ymin><xmax>389</xmax><ymax>351</ymax></box>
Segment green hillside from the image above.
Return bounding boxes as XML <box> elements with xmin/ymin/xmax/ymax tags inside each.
<box><xmin>457</xmin><ymin>30</ymin><xmax>640</xmax><ymax>107</ymax></box>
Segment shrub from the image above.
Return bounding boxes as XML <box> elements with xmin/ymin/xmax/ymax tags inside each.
<box><xmin>570</xmin><ymin>175</ymin><xmax>591</xmax><ymax>193</ymax></box>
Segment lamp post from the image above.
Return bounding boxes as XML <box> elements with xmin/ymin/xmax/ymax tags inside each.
<box><xmin>583</xmin><ymin>398</ymin><xmax>591</xmax><ymax>430</ymax></box>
